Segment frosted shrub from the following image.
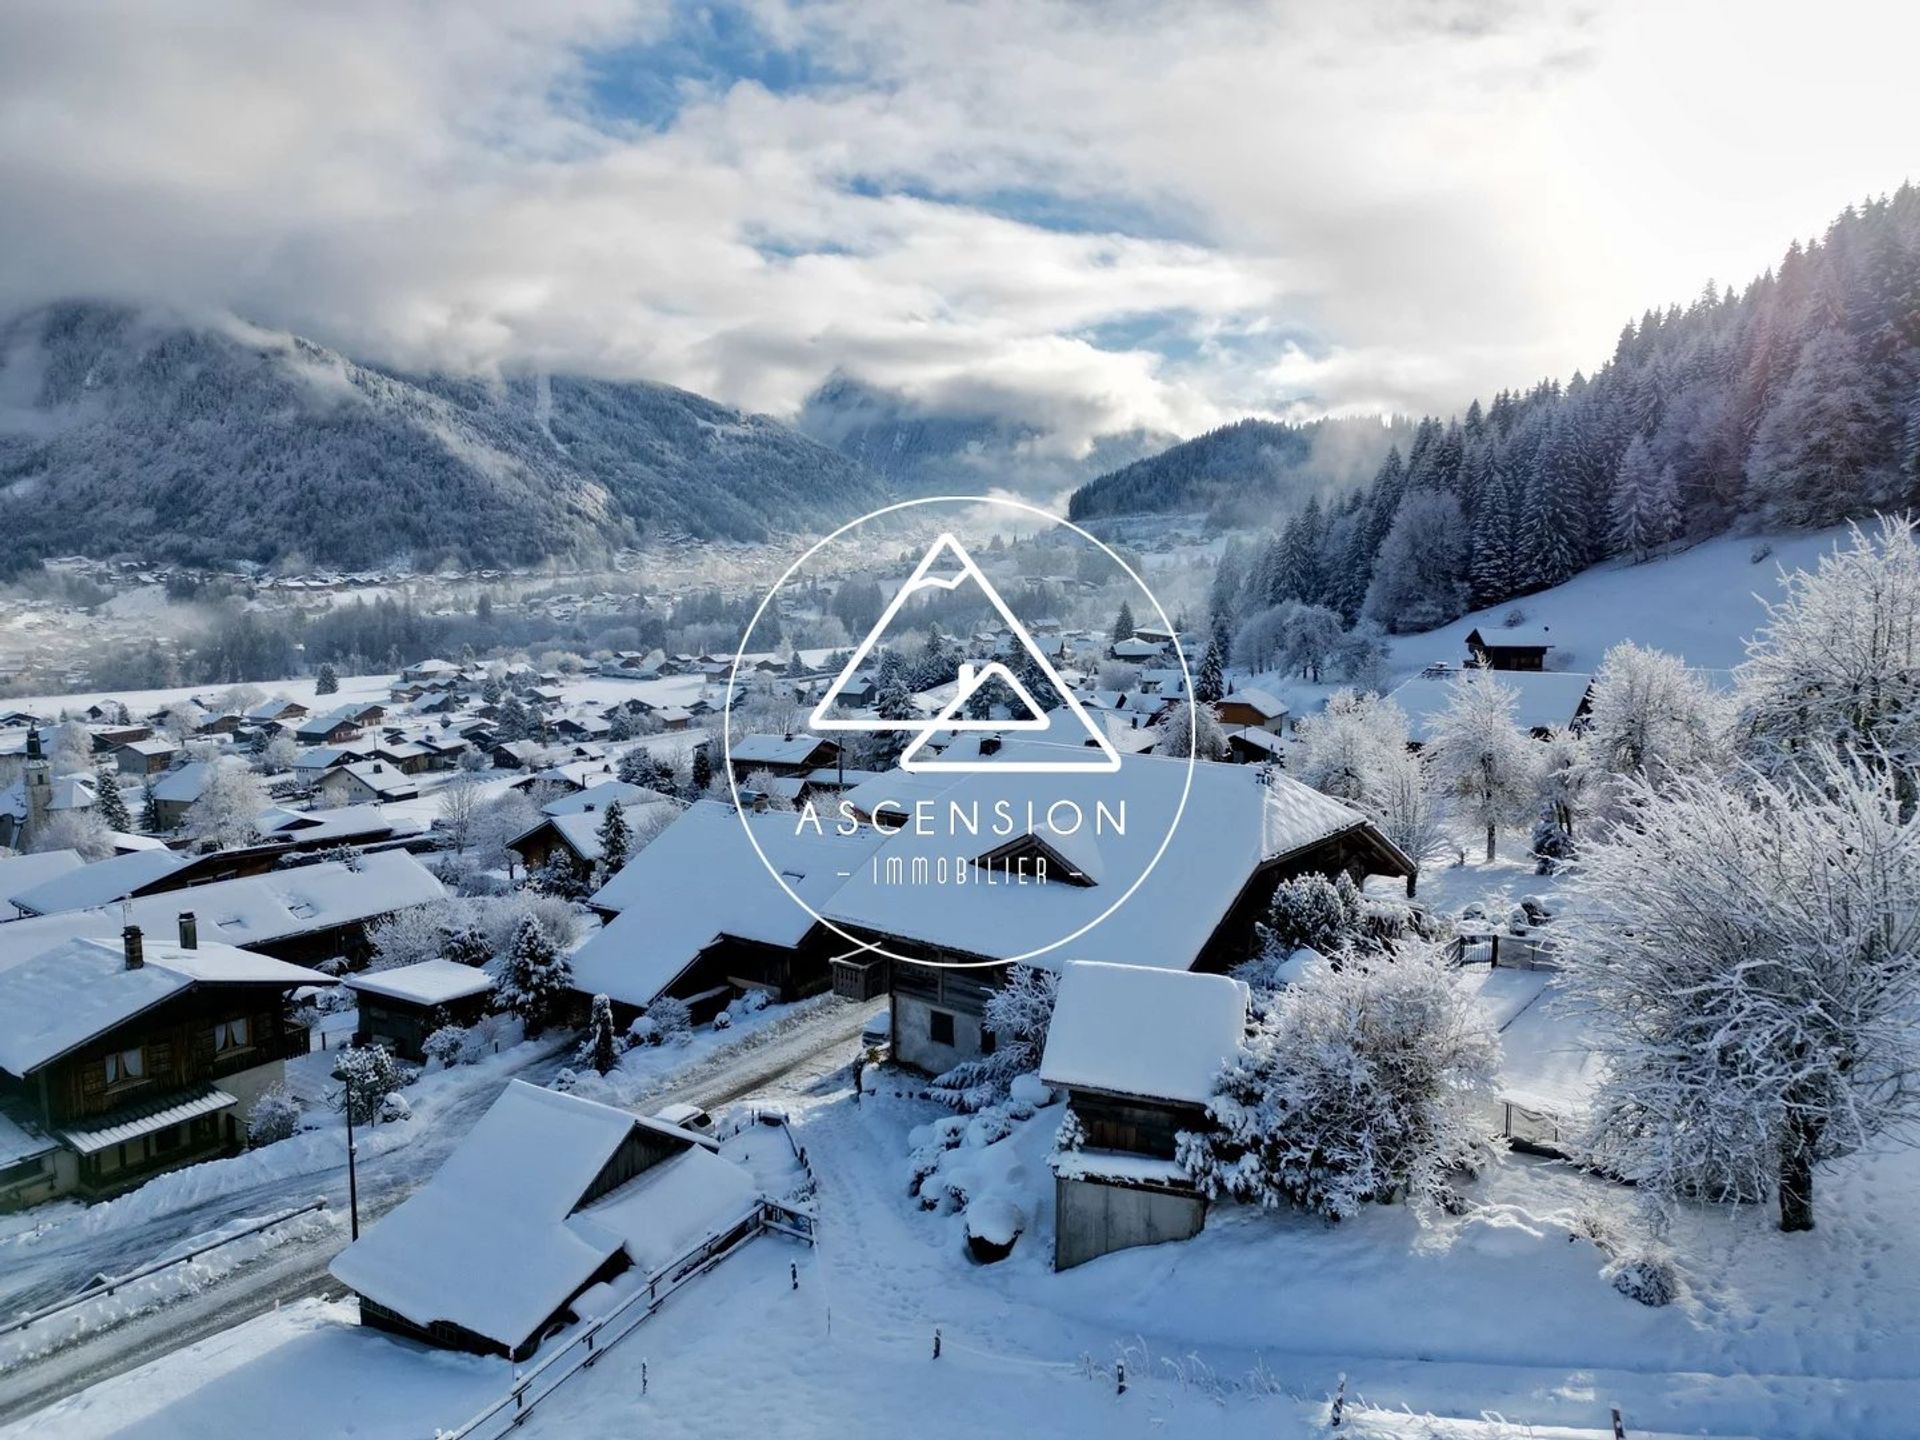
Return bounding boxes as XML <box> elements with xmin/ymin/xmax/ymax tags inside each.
<box><xmin>645</xmin><ymin>995</ymin><xmax>692</xmax><ymax>1045</ymax></box>
<box><xmin>929</xmin><ymin>964</ymin><xmax>1058</xmax><ymax>1111</ymax></box>
<box><xmin>1605</xmin><ymin>1250</ymin><xmax>1680</xmax><ymax>1307</ymax></box>
<box><xmin>1178</xmin><ymin>941</ymin><xmax>1501</xmax><ymax>1221</ymax></box>
<box><xmin>1264</xmin><ymin>872</ymin><xmax>1360</xmax><ymax>956</ymax></box>
<box><xmin>333</xmin><ymin>1045</ymin><xmax>413</xmax><ymax>1125</ymax></box>
<box><xmin>246</xmin><ymin>1086</ymin><xmax>301</xmax><ymax>1146</ymax></box>
<box><xmin>422</xmin><ymin>1024</ymin><xmax>472</xmax><ymax>1069</ymax></box>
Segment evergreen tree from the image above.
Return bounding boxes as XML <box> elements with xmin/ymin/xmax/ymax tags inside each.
<box><xmin>495</xmin><ymin>915</ymin><xmax>573</xmax><ymax>1036</ymax></box>
<box><xmin>1609</xmin><ymin>436</ymin><xmax>1681</xmax><ymax>560</ymax></box>
<box><xmin>1469</xmin><ymin>455</ymin><xmax>1522</xmax><ymax>607</ymax></box>
<box><xmin>577</xmin><ymin>993</ymin><xmax>620</xmax><ymax>1076</ymax></box>
<box><xmin>1195</xmin><ymin>634</ymin><xmax>1226</xmax><ymax>703</ymax></box>
<box><xmin>495</xmin><ymin>693</ymin><xmax>530</xmax><ymax>743</ymax></box>
<box><xmin>315</xmin><ymin>662</ymin><xmax>338</xmax><ymax>696</ymax></box>
<box><xmin>689</xmin><ymin>743</ymin><xmax>714</xmax><ymax>796</ymax></box>
<box><xmin>140</xmin><ymin>779</ymin><xmax>162</xmax><ymax>833</ymax></box>
<box><xmin>94</xmin><ymin>768</ymin><xmax>131</xmax><ymax>833</ymax></box>
<box><xmin>1745</xmin><ymin>326</ymin><xmax>1885</xmax><ymax>525</ymax></box>
<box><xmin>1111</xmin><ymin>601</ymin><xmax>1135</xmax><ymax>643</ymax></box>
<box><xmin>596</xmin><ymin>800</ymin><xmax>631</xmax><ymax>875</ymax></box>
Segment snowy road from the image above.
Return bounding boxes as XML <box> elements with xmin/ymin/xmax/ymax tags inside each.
<box><xmin>0</xmin><ymin>995</ymin><xmax>876</xmax><ymax>1424</ymax></box>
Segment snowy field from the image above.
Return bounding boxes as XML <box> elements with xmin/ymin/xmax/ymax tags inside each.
<box><xmin>25</xmin><ymin>1041</ymin><xmax>1920</xmax><ymax>1440</ymax></box>
<box><xmin>1381</xmin><ymin>527</ymin><xmax>1853</xmax><ymax>684</ymax></box>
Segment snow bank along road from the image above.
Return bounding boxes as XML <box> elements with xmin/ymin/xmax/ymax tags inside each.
<box><xmin>0</xmin><ymin>996</ymin><xmax>877</xmax><ymax>1424</ymax></box>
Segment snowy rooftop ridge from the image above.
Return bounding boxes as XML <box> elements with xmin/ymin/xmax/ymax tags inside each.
<box><xmin>327</xmin><ymin>1080</ymin><xmax>752</xmax><ymax>1354</ymax></box>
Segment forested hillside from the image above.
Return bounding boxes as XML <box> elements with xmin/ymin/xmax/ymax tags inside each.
<box><xmin>0</xmin><ymin>303</ymin><xmax>888</xmax><ymax>570</ymax></box>
<box><xmin>1067</xmin><ymin>415</ymin><xmax>1410</xmax><ymax>527</ymax></box>
<box><xmin>1200</xmin><ymin>188</ymin><xmax>1920</xmax><ymax>635</ymax></box>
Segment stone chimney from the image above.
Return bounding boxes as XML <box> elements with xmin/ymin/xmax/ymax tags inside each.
<box><xmin>178</xmin><ymin>912</ymin><xmax>198</xmax><ymax>949</ymax></box>
<box><xmin>123</xmin><ymin>924</ymin><xmax>145</xmax><ymax>970</ymax></box>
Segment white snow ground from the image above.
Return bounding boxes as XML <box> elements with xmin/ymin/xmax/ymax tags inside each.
<box><xmin>25</xmin><ymin>1046</ymin><xmax>1920</xmax><ymax>1440</ymax></box>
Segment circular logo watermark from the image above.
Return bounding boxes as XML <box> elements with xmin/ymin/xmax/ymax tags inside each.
<box><xmin>723</xmin><ymin>495</ymin><xmax>1196</xmax><ymax>969</ymax></box>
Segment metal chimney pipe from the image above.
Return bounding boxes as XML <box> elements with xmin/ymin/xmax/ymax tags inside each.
<box><xmin>123</xmin><ymin>924</ymin><xmax>145</xmax><ymax>970</ymax></box>
<box><xmin>178</xmin><ymin>912</ymin><xmax>198</xmax><ymax>949</ymax></box>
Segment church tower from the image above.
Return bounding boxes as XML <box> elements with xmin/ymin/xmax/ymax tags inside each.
<box><xmin>22</xmin><ymin>725</ymin><xmax>51</xmax><ymax>850</ymax></box>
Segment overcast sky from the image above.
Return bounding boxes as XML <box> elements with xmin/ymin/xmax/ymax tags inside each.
<box><xmin>1</xmin><ymin>0</ymin><xmax>1913</xmax><ymax>455</ymax></box>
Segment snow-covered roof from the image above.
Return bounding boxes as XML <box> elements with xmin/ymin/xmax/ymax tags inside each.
<box><xmin>1387</xmin><ymin>670</ymin><xmax>1594</xmax><ymax>742</ymax></box>
<box><xmin>345</xmin><ymin>958</ymin><xmax>493</xmax><ymax>1007</ymax></box>
<box><xmin>0</xmin><ymin>849</ymin><xmax>85</xmax><ymax>912</ymax></box>
<box><xmin>825</xmin><ymin>744</ymin><xmax>1382</xmax><ymax>972</ymax></box>
<box><xmin>291</xmin><ymin>744</ymin><xmax>367</xmax><ymax>771</ymax></box>
<box><xmin>0</xmin><ymin>936</ymin><xmax>328</xmax><ymax>1075</ymax></box>
<box><xmin>1219</xmin><ymin>687</ymin><xmax>1288</xmax><ymax>718</ymax></box>
<box><xmin>328</xmin><ymin>1080</ymin><xmax>747</xmax><ymax>1353</ymax></box>
<box><xmin>0</xmin><ymin>850</ymin><xmax>446</xmax><ymax>974</ymax></box>
<box><xmin>574</xmin><ymin>801</ymin><xmax>883</xmax><ymax>1008</ymax></box>
<box><xmin>296</xmin><ymin>705</ymin><xmax>365</xmax><ymax>736</ymax></box>
<box><xmin>576</xmin><ymin>1144</ymin><xmax>759</xmax><ymax>1278</ymax></box>
<box><xmin>324</xmin><ymin>761</ymin><xmax>418</xmax><ymax>797</ymax></box>
<box><xmin>1469</xmin><ymin>625</ymin><xmax>1555</xmax><ymax>649</ymax></box>
<box><xmin>117</xmin><ymin>738</ymin><xmax>179</xmax><ymax>756</ymax></box>
<box><xmin>150</xmin><ymin>760</ymin><xmax>210</xmax><ymax>804</ymax></box>
<box><xmin>9</xmin><ymin>847</ymin><xmax>191</xmax><ymax>916</ymax></box>
<box><xmin>728</xmin><ymin>734</ymin><xmax>832</xmax><ymax>767</ymax></box>
<box><xmin>1040</xmin><ymin>961</ymin><xmax>1249</xmax><ymax>1106</ymax></box>
<box><xmin>512</xmin><ymin>810</ymin><xmax>612</xmax><ymax>865</ymax></box>
<box><xmin>255</xmin><ymin>804</ymin><xmax>408</xmax><ymax>844</ymax></box>
<box><xmin>541</xmin><ymin>779</ymin><xmax>670</xmax><ymax>817</ymax></box>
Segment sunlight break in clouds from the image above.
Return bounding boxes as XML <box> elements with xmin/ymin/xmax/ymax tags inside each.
<box><xmin>0</xmin><ymin>0</ymin><xmax>1914</xmax><ymax>456</ymax></box>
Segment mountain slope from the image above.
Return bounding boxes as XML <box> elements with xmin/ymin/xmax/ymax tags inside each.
<box><xmin>1067</xmin><ymin>415</ymin><xmax>1412</xmax><ymax>527</ymax></box>
<box><xmin>0</xmin><ymin>303</ymin><xmax>889</xmax><ymax>570</ymax></box>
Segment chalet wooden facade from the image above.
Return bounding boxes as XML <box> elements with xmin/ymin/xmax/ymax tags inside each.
<box><xmin>0</xmin><ymin>928</ymin><xmax>323</xmax><ymax>1209</ymax></box>
<box><xmin>1465</xmin><ymin>626</ymin><xmax>1554</xmax><ymax>671</ymax></box>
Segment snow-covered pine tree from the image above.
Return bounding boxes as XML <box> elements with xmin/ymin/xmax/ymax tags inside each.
<box><xmin>140</xmin><ymin>779</ymin><xmax>162</xmax><ymax>833</ymax></box>
<box><xmin>596</xmin><ymin>800</ymin><xmax>631</xmax><ymax>875</ymax></box>
<box><xmin>1427</xmin><ymin>667</ymin><xmax>1539</xmax><ymax>861</ymax></box>
<box><xmin>1745</xmin><ymin>326</ymin><xmax>1885</xmax><ymax>527</ymax></box>
<box><xmin>1608</xmin><ymin>435</ymin><xmax>1680</xmax><ymax>560</ymax></box>
<box><xmin>1176</xmin><ymin>940</ymin><xmax>1500</xmax><ymax>1221</ymax></box>
<box><xmin>315</xmin><ymin>662</ymin><xmax>339</xmax><ymax>696</ymax></box>
<box><xmin>495</xmin><ymin>914</ymin><xmax>574</xmax><ymax>1036</ymax></box>
<box><xmin>1195</xmin><ymin>634</ymin><xmax>1225</xmax><ymax>703</ymax></box>
<box><xmin>1111</xmin><ymin>601</ymin><xmax>1135</xmax><ymax>643</ymax></box>
<box><xmin>688</xmin><ymin>744</ymin><xmax>713</xmax><ymax>796</ymax></box>
<box><xmin>1362</xmin><ymin>490</ymin><xmax>1469</xmax><ymax>633</ymax></box>
<box><xmin>1518</xmin><ymin>435</ymin><xmax>1585</xmax><ymax>590</ymax></box>
<box><xmin>1468</xmin><ymin>456</ymin><xmax>1522</xmax><ymax>607</ymax></box>
<box><xmin>494</xmin><ymin>694</ymin><xmax>531</xmax><ymax>743</ymax></box>
<box><xmin>93</xmin><ymin>767</ymin><xmax>131</xmax><ymax>833</ymax></box>
<box><xmin>578</xmin><ymin>993</ymin><xmax>619</xmax><ymax>1076</ymax></box>
<box><xmin>1557</xmin><ymin>746</ymin><xmax>1920</xmax><ymax>1231</ymax></box>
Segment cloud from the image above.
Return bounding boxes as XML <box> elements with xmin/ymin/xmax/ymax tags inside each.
<box><xmin>1</xmin><ymin>0</ymin><xmax>1915</xmax><ymax>459</ymax></box>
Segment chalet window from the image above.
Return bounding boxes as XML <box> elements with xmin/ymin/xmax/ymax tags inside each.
<box><xmin>212</xmin><ymin>1017</ymin><xmax>252</xmax><ymax>1053</ymax></box>
<box><xmin>104</xmin><ymin>1047</ymin><xmax>145</xmax><ymax>1086</ymax></box>
<box><xmin>980</xmin><ymin>1029</ymin><xmax>997</xmax><ymax>1057</ymax></box>
<box><xmin>153</xmin><ymin>1125</ymin><xmax>183</xmax><ymax>1155</ymax></box>
<box><xmin>0</xmin><ymin>1155</ymin><xmax>44</xmax><ymax>1187</ymax></box>
<box><xmin>928</xmin><ymin>1010</ymin><xmax>955</xmax><ymax>1046</ymax></box>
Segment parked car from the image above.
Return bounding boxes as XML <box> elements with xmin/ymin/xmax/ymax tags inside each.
<box><xmin>651</xmin><ymin>1102</ymin><xmax>713</xmax><ymax>1135</ymax></box>
<box><xmin>860</xmin><ymin>1007</ymin><xmax>892</xmax><ymax>1052</ymax></box>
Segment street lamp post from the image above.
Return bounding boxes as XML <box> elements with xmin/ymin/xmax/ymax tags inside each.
<box><xmin>343</xmin><ymin>1069</ymin><xmax>360</xmax><ymax>1242</ymax></box>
